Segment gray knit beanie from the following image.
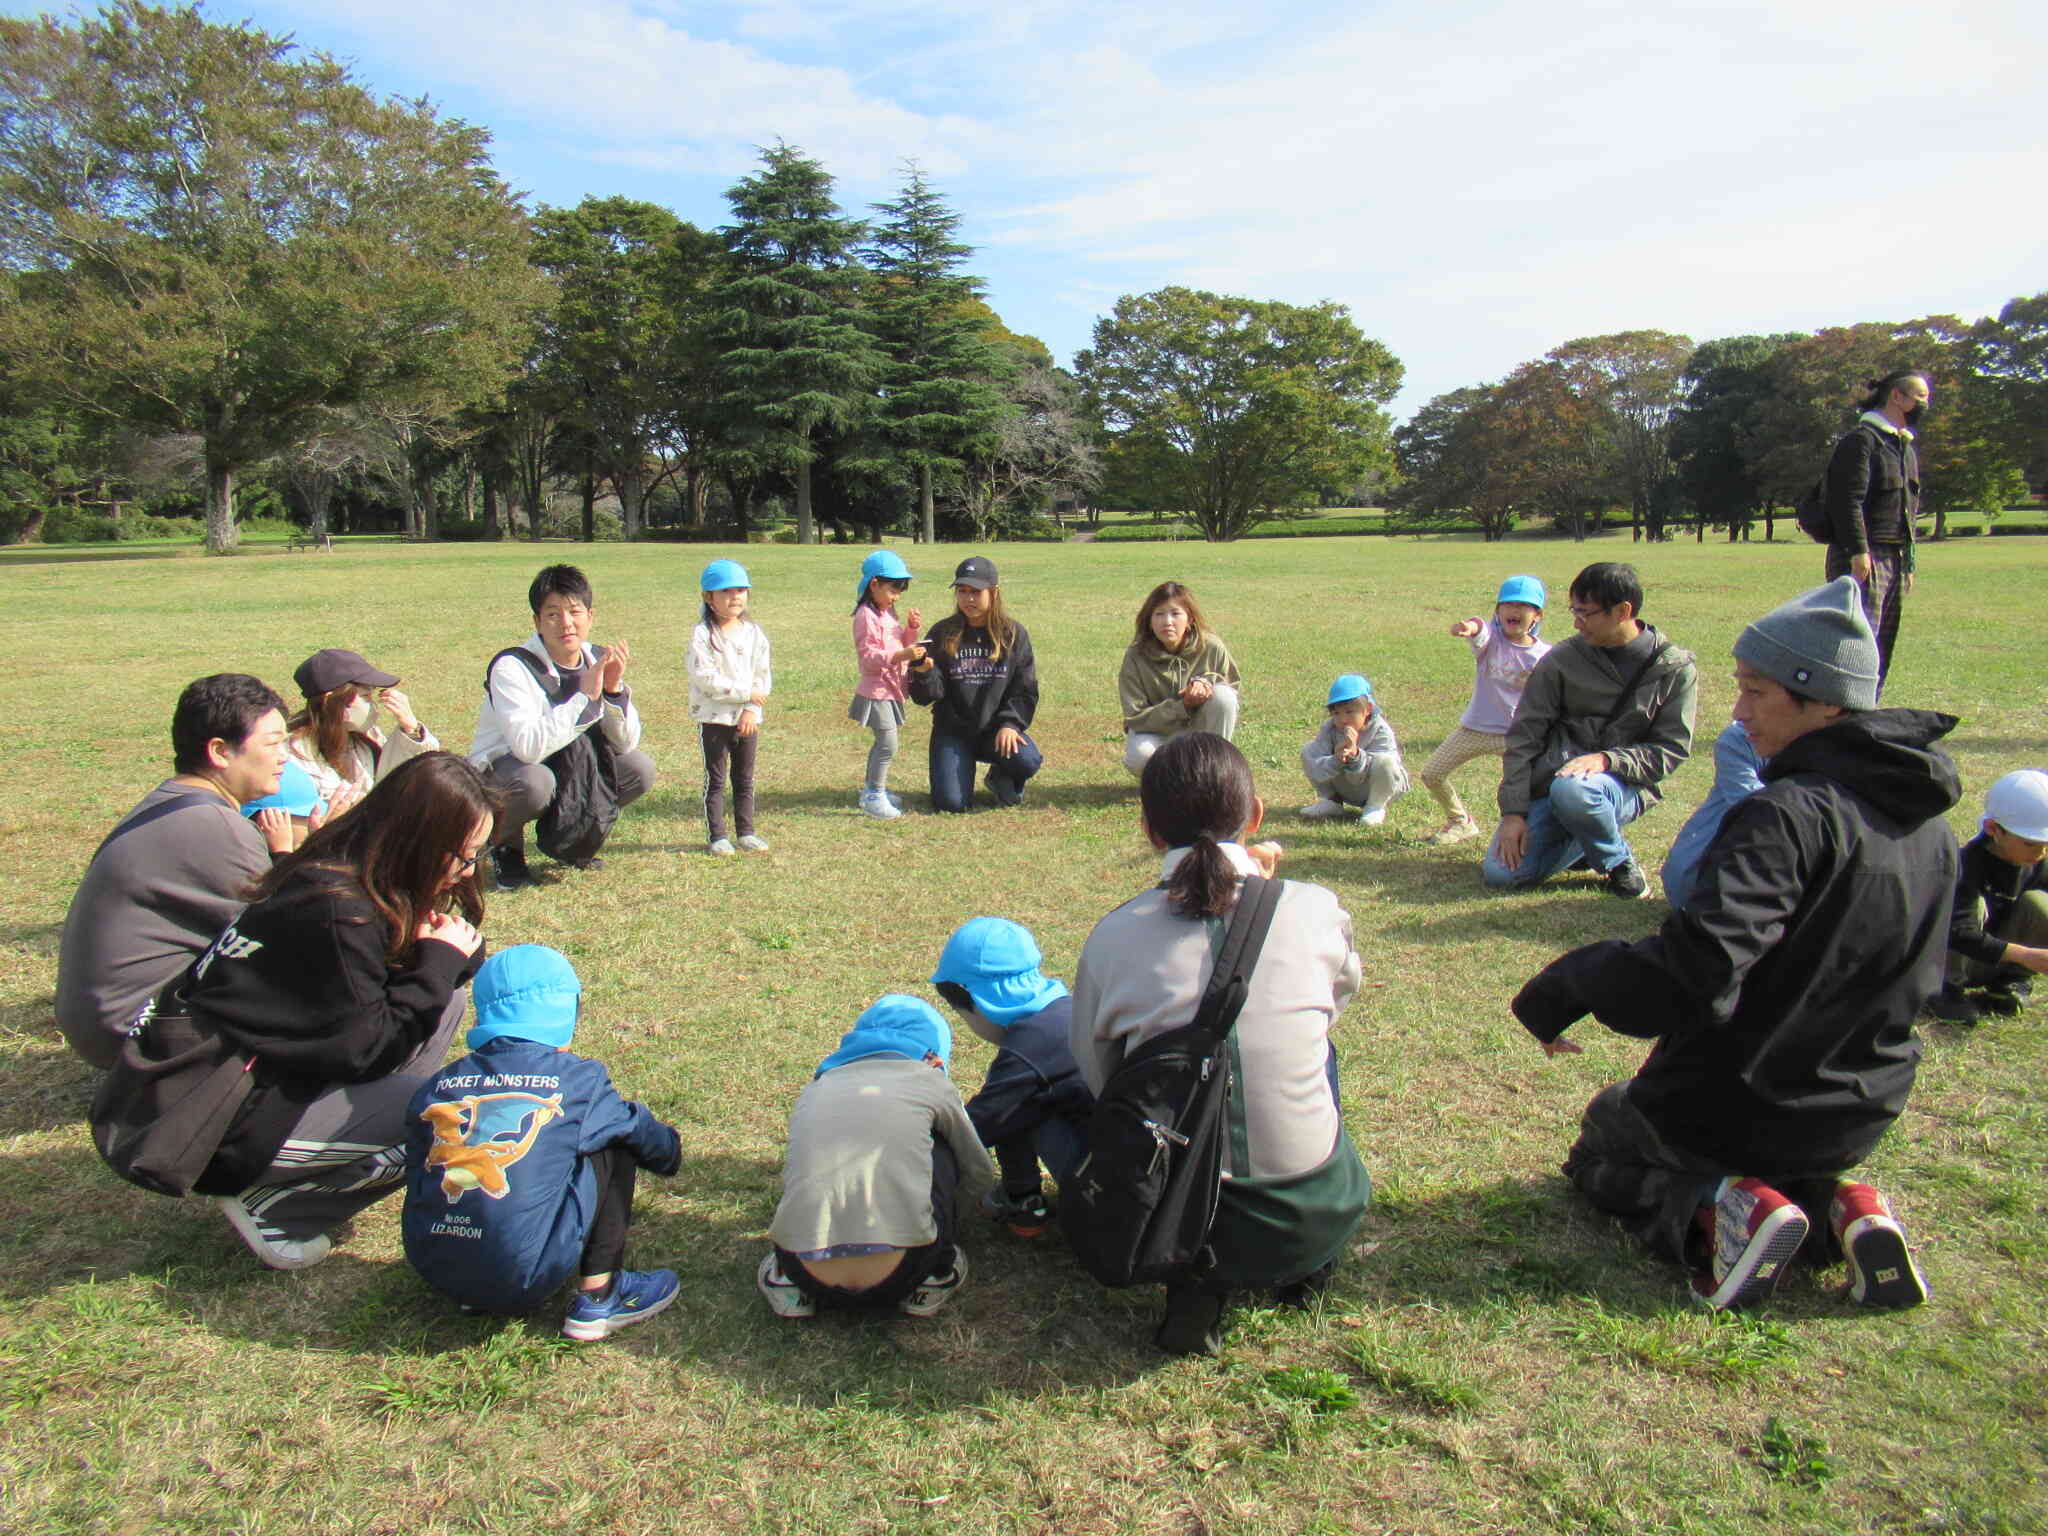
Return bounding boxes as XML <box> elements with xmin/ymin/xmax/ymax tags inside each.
<box><xmin>1732</xmin><ymin>577</ymin><xmax>1880</xmax><ymax>709</ymax></box>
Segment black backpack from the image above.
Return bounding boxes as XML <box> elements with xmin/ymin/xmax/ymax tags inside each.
<box><xmin>1062</xmin><ymin>875</ymin><xmax>1282</xmax><ymax>1288</ymax></box>
<box><xmin>1794</xmin><ymin>423</ymin><xmax>1878</xmax><ymax>543</ymax></box>
<box><xmin>486</xmin><ymin>648</ymin><xmax>621</xmax><ymax>865</ymax></box>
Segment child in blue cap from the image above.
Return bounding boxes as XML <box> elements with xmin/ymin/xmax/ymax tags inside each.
<box><xmin>933</xmin><ymin>918</ymin><xmax>1093</xmax><ymax>1236</ymax></box>
<box><xmin>1419</xmin><ymin>574</ymin><xmax>1553</xmax><ymax>844</ymax></box>
<box><xmin>238</xmin><ymin>759</ymin><xmax>325</xmax><ymax>851</ymax></box>
<box><xmin>401</xmin><ymin>945</ymin><xmax>683</xmax><ymax>1341</ymax></box>
<box><xmin>1299</xmin><ymin>674</ymin><xmax>1409</xmax><ymax>827</ymax></box>
<box><xmin>688</xmin><ymin>558</ymin><xmax>773</xmax><ymax>855</ymax></box>
<box><xmin>758</xmin><ymin>995</ymin><xmax>995</xmax><ymax>1320</ymax></box>
<box><xmin>849</xmin><ymin>550</ymin><xmax>922</xmax><ymax>819</ymax></box>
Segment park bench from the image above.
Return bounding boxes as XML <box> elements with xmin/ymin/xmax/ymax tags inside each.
<box><xmin>285</xmin><ymin>530</ymin><xmax>335</xmax><ymax>553</ymax></box>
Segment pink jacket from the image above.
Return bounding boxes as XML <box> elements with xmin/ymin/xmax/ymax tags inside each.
<box><xmin>853</xmin><ymin>604</ymin><xmax>920</xmax><ymax>702</ymax></box>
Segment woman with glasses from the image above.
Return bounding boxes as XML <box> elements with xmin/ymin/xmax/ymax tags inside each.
<box><xmin>116</xmin><ymin>752</ymin><xmax>496</xmax><ymax>1271</ymax></box>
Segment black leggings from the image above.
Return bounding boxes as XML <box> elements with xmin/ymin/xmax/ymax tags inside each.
<box><xmin>775</xmin><ymin>1139</ymin><xmax>960</xmax><ymax>1309</ymax></box>
<box><xmin>701</xmin><ymin>723</ymin><xmax>757</xmax><ymax>840</ymax></box>
<box><xmin>580</xmin><ymin>1146</ymin><xmax>637</xmax><ymax>1279</ymax></box>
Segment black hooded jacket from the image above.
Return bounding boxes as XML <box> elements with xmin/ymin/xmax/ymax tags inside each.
<box><xmin>1515</xmin><ymin>709</ymin><xmax>1960</xmax><ymax>1173</ymax></box>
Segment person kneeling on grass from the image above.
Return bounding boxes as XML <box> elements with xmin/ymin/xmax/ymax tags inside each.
<box><xmin>1924</xmin><ymin>769</ymin><xmax>2048</xmax><ymax>1025</ymax></box>
<box><xmin>757</xmin><ymin>995</ymin><xmax>995</xmax><ymax>1321</ymax></box>
<box><xmin>402</xmin><ymin>945</ymin><xmax>682</xmax><ymax>1342</ymax></box>
<box><xmin>931</xmin><ymin>918</ymin><xmax>1093</xmax><ymax>1237</ymax></box>
<box><xmin>1512</xmin><ymin>578</ymin><xmax>1957</xmax><ymax>1312</ymax></box>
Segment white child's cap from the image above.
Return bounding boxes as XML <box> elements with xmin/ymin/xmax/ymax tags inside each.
<box><xmin>1986</xmin><ymin>769</ymin><xmax>2048</xmax><ymax>842</ymax></box>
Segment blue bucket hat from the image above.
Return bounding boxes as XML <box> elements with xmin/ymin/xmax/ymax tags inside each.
<box><xmin>240</xmin><ymin>760</ymin><xmax>324</xmax><ymax>820</ymax></box>
<box><xmin>700</xmin><ymin>558</ymin><xmax>751</xmax><ymax>592</ymax></box>
<box><xmin>931</xmin><ymin>917</ymin><xmax>1070</xmax><ymax>1027</ymax></box>
<box><xmin>855</xmin><ymin>549</ymin><xmax>913</xmax><ymax>608</ymax></box>
<box><xmin>467</xmin><ymin>945</ymin><xmax>582</xmax><ymax>1051</ymax></box>
<box><xmin>1327</xmin><ymin>673</ymin><xmax>1375</xmax><ymax>707</ymax></box>
<box><xmin>815</xmin><ymin>994</ymin><xmax>952</xmax><ymax>1077</ymax></box>
<box><xmin>1496</xmin><ymin>574</ymin><xmax>1546</xmax><ymax>609</ymax></box>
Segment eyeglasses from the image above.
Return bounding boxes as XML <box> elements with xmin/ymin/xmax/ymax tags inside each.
<box><xmin>454</xmin><ymin>849</ymin><xmax>484</xmax><ymax>874</ymax></box>
<box><xmin>1568</xmin><ymin>603</ymin><xmax>1612</xmax><ymax>620</ymax></box>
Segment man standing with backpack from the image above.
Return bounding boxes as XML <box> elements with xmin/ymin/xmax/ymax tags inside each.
<box><xmin>1821</xmin><ymin>369</ymin><xmax>1929</xmax><ymax>695</ymax></box>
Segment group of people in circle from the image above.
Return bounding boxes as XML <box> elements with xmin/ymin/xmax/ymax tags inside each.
<box><xmin>55</xmin><ymin>535</ymin><xmax>2039</xmax><ymax>1354</ymax></box>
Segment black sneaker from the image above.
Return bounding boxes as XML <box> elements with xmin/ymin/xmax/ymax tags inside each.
<box><xmin>1924</xmin><ymin>985</ymin><xmax>1982</xmax><ymax>1024</ymax></box>
<box><xmin>570</xmin><ymin>855</ymin><xmax>604</xmax><ymax>873</ymax></box>
<box><xmin>1154</xmin><ymin>1285</ymin><xmax>1227</xmax><ymax>1357</ymax></box>
<box><xmin>982</xmin><ymin>1186</ymin><xmax>1052</xmax><ymax>1238</ymax></box>
<box><xmin>490</xmin><ymin>841</ymin><xmax>534</xmax><ymax>892</ymax></box>
<box><xmin>988</xmin><ymin>775</ymin><xmax>1023</xmax><ymax>808</ymax></box>
<box><xmin>1977</xmin><ymin>985</ymin><xmax>2024</xmax><ymax>1018</ymax></box>
<box><xmin>1605</xmin><ymin>860</ymin><xmax>1649</xmax><ymax>899</ymax></box>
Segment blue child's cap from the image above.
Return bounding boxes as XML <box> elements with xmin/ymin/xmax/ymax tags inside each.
<box><xmin>930</xmin><ymin>917</ymin><xmax>1070</xmax><ymax>1027</ymax></box>
<box><xmin>468</xmin><ymin>944</ymin><xmax>582</xmax><ymax>1051</ymax></box>
<box><xmin>856</xmin><ymin>549</ymin><xmax>913</xmax><ymax>607</ymax></box>
<box><xmin>241</xmin><ymin>759</ymin><xmax>324</xmax><ymax>819</ymax></box>
<box><xmin>1327</xmin><ymin>673</ymin><xmax>1374</xmax><ymax>707</ymax></box>
<box><xmin>700</xmin><ymin>558</ymin><xmax>751</xmax><ymax>592</ymax></box>
<box><xmin>815</xmin><ymin>994</ymin><xmax>952</xmax><ymax>1077</ymax></box>
<box><xmin>1496</xmin><ymin>574</ymin><xmax>1546</xmax><ymax>609</ymax></box>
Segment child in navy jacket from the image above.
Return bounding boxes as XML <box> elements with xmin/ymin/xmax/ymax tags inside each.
<box><xmin>932</xmin><ymin>918</ymin><xmax>1093</xmax><ymax>1236</ymax></box>
<box><xmin>402</xmin><ymin>945</ymin><xmax>682</xmax><ymax>1341</ymax></box>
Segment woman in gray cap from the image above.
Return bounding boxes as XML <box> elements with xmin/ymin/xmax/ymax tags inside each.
<box><xmin>284</xmin><ymin>647</ymin><xmax>440</xmax><ymax>817</ymax></box>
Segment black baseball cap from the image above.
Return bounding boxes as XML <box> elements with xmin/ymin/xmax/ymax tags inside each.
<box><xmin>952</xmin><ymin>556</ymin><xmax>999</xmax><ymax>590</ymax></box>
<box><xmin>293</xmin><ymin>648</ymin><xmax>398</xmax><ymax>699</ymax></box>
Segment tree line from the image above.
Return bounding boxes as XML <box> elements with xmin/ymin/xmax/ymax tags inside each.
<box><xmin>1391</xmin><ymin>309</ymin><xmax>2048</xmax><ymax>544</ymax></box>
<box><xmin>0</xmin><ymin>4</ymin><xmax>1098</xmax><ymax>552</ymax></box>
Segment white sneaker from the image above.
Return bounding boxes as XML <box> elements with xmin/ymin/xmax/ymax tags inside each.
<box><xmin>708</xmin><ymin>838</ymin><xmax>737</xmax><ymax>857</ymax></box>
<box><xmin>899</xmin><ymin>1250</ymin><xmax>969</xmax><ymax>1317</ymax></box>
<box><xmin>860</xmin><ymin>791</ymin><xmax>901</xmax><ymax>820</ymax></box>
<box><xmin>737</xmin><ymin>834</ymin><xmax>770</xmax><ymax>853</ymax></box>
<box><xmin>1298</xmin><ymin>798</ymin><xmax>1351</xmax><ymax>820</ymax></box>
<box><xmin>217</xmin><ymin>1196</ymin><xmax>333</xmax><ymax>1271</ymax></box>
<box><xmin>756</xmin><ymin>1253</ymin><xmax>817</xmax><ymax>1319</ymax></box>
<box><xmin>1359</xmin><ymin>805</ymin><xmax>1389</xmax><ymax>826</ymax></box>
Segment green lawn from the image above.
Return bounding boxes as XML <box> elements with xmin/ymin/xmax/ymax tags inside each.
<box><xmin>4</xmin><ymin>533</ymin><xmax>2044</xmax><ymax>1535</ymax></box>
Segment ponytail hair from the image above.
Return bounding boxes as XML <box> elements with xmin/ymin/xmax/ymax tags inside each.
<box><xmin>1857</xmin><ymin>368</ymin><xmax>1926</xmax><ymax>413</ymax></box>
<box><xmin>1142</xmin><ymin>732</ymin><xmax>1257</xmax><ymax>918</ymax></box>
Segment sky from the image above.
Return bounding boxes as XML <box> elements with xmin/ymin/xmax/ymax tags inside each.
<box><xmin>10</xmin><ymin>0</ymin><xmax>2046</xmax><ymax>418</ymax></box>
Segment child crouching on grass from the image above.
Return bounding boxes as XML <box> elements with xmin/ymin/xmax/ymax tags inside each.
<box><xmin>401</xmin><ymin>945</ymin><xmax>683</xmax><ymax>1341</ymax></box>
<box><xmin>1300</xmin><ymin>673</ymin><xmax>1408</xmax><ymax>826</ymax></box>
<box><xmin>932</xmin><ymin>918</ymin><xmax>1093</xmax><ymax>1237</ymax></box>
<box><xmin>758</xmin><ymin>995</ymin><xmax>995</xmax><ymax>1320</ymax></box>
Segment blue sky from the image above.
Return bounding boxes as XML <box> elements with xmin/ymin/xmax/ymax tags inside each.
<box><xmin>13</xmin><ymin>0</ymin><xmax>2046</xmax><ymax>416</ymax></box>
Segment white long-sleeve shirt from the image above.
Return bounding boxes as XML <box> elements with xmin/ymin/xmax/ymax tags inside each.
<box><xmin>687</xmin><ymin>618</ymin><xmax>772</xmax><ymax>726</ymax></box>
<box><xmin>467</xmin><ymin>633</ymin><xmax>642</xmax><ymax>767</ymax></box>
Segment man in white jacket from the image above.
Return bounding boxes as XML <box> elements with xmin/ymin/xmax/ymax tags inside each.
<box><xmin>470</xmin><ymin>565</ymin><xmax>655</xmax><ymax>889</ymax></box>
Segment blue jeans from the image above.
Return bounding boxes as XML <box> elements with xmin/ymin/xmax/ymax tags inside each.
<box><xmin>928</xmin><ymin>727</ymin><xmax>1043</xmax><ymax>813</ymax></box>
<box><xmin>1482</xmin><ymin>772</ymin><xmax>1645</xmax><ymax>889</ymax></box>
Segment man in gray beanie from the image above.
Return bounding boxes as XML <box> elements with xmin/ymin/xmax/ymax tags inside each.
<box><xmin>1511</xmin><ymin>577</ymin><xmax>1959</xmax><ymax>1314</ymax></box>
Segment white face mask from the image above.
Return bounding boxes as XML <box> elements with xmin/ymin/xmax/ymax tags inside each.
<box><xmin>342</xmin><ymin>696</ymin><xmax>376</xmax><ymax>733</ymax></box>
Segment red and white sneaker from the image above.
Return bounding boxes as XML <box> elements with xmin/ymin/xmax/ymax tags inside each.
<box><xmin>1692</xmin><ymin>1177</ymin><xmax>1809</xmax><ymax>1310</ymax></box>
<box><xmin>1830</xmin><ymin>1182</ymin><xmax>1929</xmax><ymax>1309</ymax></box>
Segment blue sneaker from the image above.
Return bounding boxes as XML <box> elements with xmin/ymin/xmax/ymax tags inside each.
<box><xmin>561</xmin><ymin>1268</ymin><xmax>680</xmax><ymax>1341</ymax></box>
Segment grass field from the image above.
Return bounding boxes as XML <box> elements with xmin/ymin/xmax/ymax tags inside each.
<box><xmin>3</xmin><ymin>532</ymin><xmax>2044</xmax><ymax>1535</ymax></box>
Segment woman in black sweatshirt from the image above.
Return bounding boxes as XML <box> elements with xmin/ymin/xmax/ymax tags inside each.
<box><xmin>182</xmin><ymin>752</ymin><xmax>493</xmax><ymax>1269</ymax></box>
<box><xmin>909</xmin><ymin>555</ymin><xmax>1043</xmax><ymax>813</ymax></box>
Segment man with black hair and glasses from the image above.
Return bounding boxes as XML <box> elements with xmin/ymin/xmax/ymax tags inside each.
<box><xmin>1484</xmin><ymin>562</ymin><xmax>1697</xmax><ymax>899</ymax></box>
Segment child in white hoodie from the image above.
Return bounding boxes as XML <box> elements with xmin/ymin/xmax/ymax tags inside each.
<box><xmin>687</xmin><ymin>558</ymin><xmax>772</xmax><ymax>856</ymax></box>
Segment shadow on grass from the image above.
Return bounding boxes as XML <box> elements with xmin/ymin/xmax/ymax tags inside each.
<box><xmin>0</xmin><ymin>1013</ymin><xmax>97</xmax><ymax>1137</ymax></box>
<box><xmin>0</xmin><ymin>546</ymin><xmax>205</xmax><ymax>566</ymax></box>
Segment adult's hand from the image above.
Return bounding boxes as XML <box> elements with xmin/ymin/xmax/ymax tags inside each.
<box><xmin>1181</xmin><ymin>677</ymin><xmax>1212</xmax><ymax>709</ymax></box>
<box><xmin>1556</xmin><ymin>752</ymin><xmax>1609</xmax><ymax>779</ymax></box>
<box><xmin>377</xmin><ymin>686</ymin><xmax>421</xmax><ymax>736</ymax></box>
<box><xmin>255</xmin><ymin>808</ymin><xmax>293</xmax><ymax>854</ymax></box>
<box><xmin>418</xmin><ymin>911</ymin><xmax>483</xmax><ymax>956</ymax></box>
<box><xmin>600</xmin><ymin>639</ymin><xmax>631</xmax><ymax>693</ymax></box>
<box><xmin>1496</xmin><ymin>813</ymin><xmax>1528</xmax><ymax>871</ymax></box>
<box><xmin>993</xmin><ymin>726</ymin><xmax>1023</xmax><ymax>757</ymax></box>
<box><xmin>1903</xmin><ymin>570</ymin><xmax>1915</xmax><ymax>596</ymax></box>
<box><xmin>579</xmin><ymin>645</ymin><xmax>607</xmax><ymax>698</ymax></box>
<box><xmin>1539</xmin><ymin>1036</ymin><xmax>1583</xmax><ymax>1059</ymax></box>
<box><xmin>1850</xmin><ymin>552</ymin><xmax>1873</xmax><ymax>585</ymax></box>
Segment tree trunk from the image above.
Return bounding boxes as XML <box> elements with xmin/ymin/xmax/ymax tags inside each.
<box><xmin>795</xmin><ymin>453</ymin><xmax>815</xmax><ymax>545</ymax></box>
<box><xmin>205</xmin><ymin>461</ymin><xmax>238</xmax><ymax>554</ymax></box>
<box><xmin>7</xmin><ymin>504</ymin><xmax>48</xmax><ymax>543</ymax></box>
<box><xmin>615</xmin><ymin>464</ymin><xmax>645</xmax><ymax>541</ymax></box>
<box><xmin>481</xmin><ymin>473</ymin><xmax>500</xmax><ymax>540</ymax></box>
<box><xmin>1934</xmin><ymin>506</ymin><xmax>1948</xmax><ymax>540</ymax></box>
<box><xmin>919</xmin><ymin>462</ymin><xmax>936</xmax><ymax>545</ymax></box>
<box><xmin>686</xmin><ymin>463</ymin><xmax>706</xmax><ymax>529</ymax></box>
<box><xmin>581</xmin><ymin>468</ymin><xmax>596</xmax><ymax>542</ymax></box>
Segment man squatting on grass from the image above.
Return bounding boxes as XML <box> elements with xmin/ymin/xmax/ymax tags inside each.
<box><xmin>1512</xmin><ymin>578</ymin><xmax>1958</xmax><ymax>1311</ymax></box>
<box><xmin>470</xmin><ymin>565</ymin><xmax>655</xmax><ymax>890</ymax></box>
<box><xmin>56</xmin><ymin>674</ymin><xmax>295</xmax><ymax>1068</ymax></box>
<box><xmin>1484</xmin><ymin>562</ymin><xmax>1697</xmax><ymax>899</ymax></box>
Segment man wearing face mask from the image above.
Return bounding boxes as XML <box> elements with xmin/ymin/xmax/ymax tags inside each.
<box><xmin>1822</xmin><ymin>369</ymin><xmax>1928</xmax><ymax>695</ymax></box>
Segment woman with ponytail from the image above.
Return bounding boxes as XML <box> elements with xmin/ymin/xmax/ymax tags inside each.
<box><xmin>1069</xmin><ymin>732</ymin><xmax>1371</xmax><ymax>1355</ymax></box>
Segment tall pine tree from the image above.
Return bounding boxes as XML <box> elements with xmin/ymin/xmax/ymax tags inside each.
<box><xmin>711</xmin><ymin>143</ymin><xmax>883</xmax><ymax>545</ymax></box>
<box><xmin>865</xmin><ymin>165</ymin><xmax>1014</xmax><ymax>544</ymax></box>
